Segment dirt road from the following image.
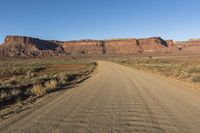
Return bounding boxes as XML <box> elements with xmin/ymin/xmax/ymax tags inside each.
<box><xmin>1</xmin><ymin>61</ymin><xmax>200</xmax><ymax>133</ymax></box>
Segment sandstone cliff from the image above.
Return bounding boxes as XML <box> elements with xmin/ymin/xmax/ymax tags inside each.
<box><xmin>0</xmin><ymin>36</ymin><xmax>64</xmax><ymax>57</ymax></box>
<box><xmin>138</xmin><ymin>37</ymin><xmax>168</xmax><ymax>52</ymax></box>
<box><xmin>61</xmin><ymin>37</ymin><xmax>170</xmax><ymax>55</ymax></box>
<box><xmin>166</xmin><ymin>40</ymin><xmax>174</xmax><ymax>47</ymax></box>
<box><xmin>104</xmin><ymin>39</ymin><xmax>143</xmax><ymax>54</ymax></box>
<box><xmin>62</xmin><ymin>40</ymin><xmax>105</xmax><ymax>55</ymax></box>
<box><xmin>0</xmin><ymin>35</ymin><xmax>182</xmax><ymax>57</ymax></box>
<box><xmin>175</xmin><ymin>40</ymin><xmax>200</xmax><ymax>52</ymax></box>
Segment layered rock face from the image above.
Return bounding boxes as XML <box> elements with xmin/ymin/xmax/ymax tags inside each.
<box><xmin>62</xmin><ymin>37</ymin><xmax>169</xmax><ymax>55</ymax></box>
<box><xmin>183</xmin><ymin>40</ymin><xmax>200</xmax><ymax>47</ymax></box>
<box><xmin>0</xmin><ymin>35</ymin><xmax>185</xmax><ymax>57</ymax></box>
<box><xmin>4</xmin><ymin>36</ymin><xmax>64</xmax><ymax>50</ymax></box>
<box><xmin>62</xmin><ymin>40</ymin><xmax>105</xmax><ymax>55</ymax></box>
<box><xmin>138</xmin><ymin>37</ymin><xmax>168</xmax><ymax>52</ymax></box>
<box><xmin>104</xmin><ymin>39</ymin><xmax>143</xmax><ymax>54</ymax></box>
<box><xmin>177</xmin><ymin>40</ymin><xmax>200</xmax><ymax>52</ymax></box>
<box><xmin>0</xmin><ymin>36</ymin><xmax>64</xmax><ymax>57</ymax></box>
<box><xmin>166</xmin><ymin>40</ymin><xmax>174</xmax><ymax>47</ymax></box>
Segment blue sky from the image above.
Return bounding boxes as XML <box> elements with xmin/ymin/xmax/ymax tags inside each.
<box><xmin>0</xmin><ymin>0</ymin><xmax>200</xmax><ymax>43</ymax></box>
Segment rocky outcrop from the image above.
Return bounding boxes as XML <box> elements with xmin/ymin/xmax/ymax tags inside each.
<box><xmin>138</xmin><ymin>37</ymin><xmax>168</xmax><ymax>52</ymax></box>
<box><xmin>166</xmin><ymin>40</ymin><xmax>174</xmax><ymax>47</ymax></box>
<box><xmin>62</xmin><ymin>40</ymin><xmax>105</xmax><ymax>55</ymax></box>
<box><xmin>104</xmin><ymin>37</ymin><xmax>171</xmax><ymax>54</ymax></box>
<box><xmin>183</xmin><ymin>40</ymin><xmax>200</xmax><ymax>47</ymax></box>
<box><xmin>62</xmin><ymin>37</ymin><xmax>169</xmax><ymax>55</ymax></box>
<box><xmin>1</xmin><ymin>35</ymin><xmax>189</xmax><ymax>57</ymax></box>
<box><xmin>104</xmin><ymin>39</ymin><xmax>143</xmax><ymax>54</ymax></box>
<box><xmin>4</xmin><ymin>36</ymin><xmax>64</xmax><ymax>50</ymax></box>
<box><xmin>0</xmin><ymin>36</ymin><xmax>64</xmax><ymax>57</ymax></box>
<box><xmin>175</xmin><ymin>40</ymin><xmax>200</xmax><ymax>52</ymax></box>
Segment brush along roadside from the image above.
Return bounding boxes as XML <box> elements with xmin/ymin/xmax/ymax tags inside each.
<box><xmin>111</xmin><ymin>56</ymin><xmax>200</xmax><ymax>89</ymax></box>
<box><xmin>0</xmin><ymin>60</ymin><xmax>97</xmax><ymax>109</ymax></box>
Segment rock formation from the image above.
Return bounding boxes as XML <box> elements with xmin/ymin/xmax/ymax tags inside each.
<box><xmin>61</xmin><ymin>37</ymin><xmax>170</xmax><ymax>55</ymax></box>
<box><xmin>1</xmin><ymin>35</ymin><xmax>199</xmax><ymax>57</ymax></box>
<box><xmin>62</xmin><ymin>40</ymin><xmax>105</xmax><ymax>55</ymax></box>
<box><xmin>138</xmin><ymin>37</ymin><xmax>168</xmax><ymax>52</ymax></box>
<box><xmin>104</xmin><ymin>39</ymin><xmax>142</xmax><ymax>54</ymax></box>
<box><xmin>166</xmin><ymin>40</ymin><xmax>174</xmax><ymax>48</ymax></box>
<box><xmin>175</xmin><ymin>40</ymin><xmax>200</xmax><ymax>52</ymax></box>
<box><xmin>0</xmin><ymin>36</ymin><xmax>64</xmax><ymax>57</ymax></box>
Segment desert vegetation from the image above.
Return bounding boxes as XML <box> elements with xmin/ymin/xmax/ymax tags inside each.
<box><xmin>0</xmin><ymin>57</ymin><xmax>97</xmax><ymax>108</ymax></box>
<box><xmin>111</xmin><ymin>55</ymin><xmax>200</xmax><ymax>89</ymax></box>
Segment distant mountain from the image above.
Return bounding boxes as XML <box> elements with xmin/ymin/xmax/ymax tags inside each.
<box><xmin>0</xmin><ymin>36</ymin><xmax>64</xmax><ymax>57</ymax></box>
<box><xmin>0</xmin><ymin>35</ymin><xmax>199</xmax><ymax>57</ymax></box>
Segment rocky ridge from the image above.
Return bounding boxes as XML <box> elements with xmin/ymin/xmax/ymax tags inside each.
<box><xmin>0</xmin><ymin>35</ymin><xmax>199</xmax><ymax>57</ymax></box>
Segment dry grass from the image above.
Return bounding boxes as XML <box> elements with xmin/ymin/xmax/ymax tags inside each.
<box><xmin>59</xmin><ymin>73</ymin><xmax>68</xmax><ymax>84</ymax></box>
<box><xmin>30</xmin><ymin>84</ymin><xmax>46</xmax><ymax>97</ymax></box>
<box><xmin>31</xmin><ymin>80</ymin><xmax>59</xmax><ymax>96</ymax></box>
<box><xmin>192</xmin><ymin>75</ymin><xmax>200</xmax><ymax>83</ymax></box>
<box><xmin>0</xmin><ymin>57</ymin><xmax>97</xmax><ymax>107</ymax></box>
<box><xmin>111</xmin><ymin>55</ymin><xmax>200</xmax><ymax>89</ymax></box>
<box><xmin>0</xmin><ymin>91</ymin><xmax>8</xmax><ymax>99</ymax></box>
<box><xmin>44</xmin><ymin>80</ymin><xmax>58</xmax><ymax>92</ymax></box>
<box><xmin>10</xmin><ymin>89</ymin><xmax>21</xmax><ymax>97</ymax></box>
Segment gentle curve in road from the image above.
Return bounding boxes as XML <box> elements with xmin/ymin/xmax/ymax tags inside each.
<box><xmin>1</xmin><ymin>61</ymin><xmax>200</xmax><ymax>133</ymax></box>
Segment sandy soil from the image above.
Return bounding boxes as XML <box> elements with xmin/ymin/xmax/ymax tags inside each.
<box><xmin>1</xmin><ymin>61</ymin><xmax>200</xmax><ymax>133</ymax></box>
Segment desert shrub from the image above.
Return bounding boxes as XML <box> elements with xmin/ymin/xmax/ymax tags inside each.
<box><xmin>178</xmin><ymin>71</ymin><xmax>191</xmax><ymax>79</ymax></box>
<box><xmin>90</xmin><ymin>60</ymin><xmax>97</xmax><ymax>65</ymax></box>
<box><xmin>11</xmin><ymin>67</ymin><xmax>23</xmax><ymax>75</ymax></box>
<box><xmin>187</xmin><ymin>67</ymin><xmax>200</xmax><ymax>74</ymax></box>
<box><xmin>30</xmin><ymin>84</ymin><xmax>46</xmax><ymax>96</ymax></box>
<box><xmin>67</xmin><ymin>73</ymin><xmax>76</xmax><ymax>81</ymax></box>
<box><xmin>10</xmin><ymin>89</ymin><xmax>21</xmax><ymax>97</ymax></box>
<box><xmin>59</xmin><ymin>73</ymin><xmax>68</xmax><ymax>84</ymax></box>
<box><xmin>192</xmin><ymin>75</ymin><xmax>200</xmax><ymax>83</ymax></box>
<box><xmin>0</xmin><ymin>58</ymin><xmax>97</xmax><ymax>108</ymax></box>
<box><xmin>15</xmin><ymin>96</ymin><xmax>21</xmax><ymax>104</ymax></box>
<box><xmin>7</xmin><ymin>77</ymin><xmax>18</xmax><ymax>85</ymax></box>
<box><xmin>87</xmin><ymin>66</ymin><xmax>94</xmax><ymax>73</ymax></box>
<box><xmin>148</xmin><ymin>56</ymin><xmax>153</xmax><ymax>59</ymax></box>
<box><xmin>119</xmin><ymin>60</ymin><xmax>127</xmax><ymax>64</ymax></box>
<box><xmin>26</xmin><ymin>71</ymin><xmax>35</xmax><ymax>79</ymax></box>
<box><xmin>44</xmin><ymin>80</ymin><xmax>58</xmax><ymax>92</ymax></box>
<box><xmin>32</xmin><ymin>66</ymin><xmax>46</xmax><ymax>72</ymax></box>
<box><xmin>0</xmin><ymin>91</ymin><xmax>9</xmax><ymax>99</ymax></box>
<box><xmin>0</xmin><ymin>62</ymin><xmax>46</xmax><ymax>76</ymax></box>
<box><xmin>39</xmin><ymin>75</ymin><xmax>51</xmax><ymax>81</ymax></box>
